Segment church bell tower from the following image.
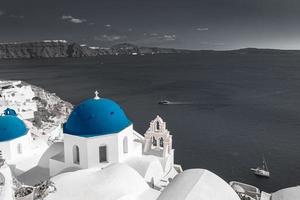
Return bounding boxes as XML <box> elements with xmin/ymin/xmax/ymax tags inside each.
<box><xmin>143</xmin><ymin>115</ymin><xmax>173</xmax><ymax>157</ymax></box>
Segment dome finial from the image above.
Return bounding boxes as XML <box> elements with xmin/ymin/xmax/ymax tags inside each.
<box><xmin>94</xmin><ymin>90</ymin><xmax>100</xmax><ymax>100</ymax></box>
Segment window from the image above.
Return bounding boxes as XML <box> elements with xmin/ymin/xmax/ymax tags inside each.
<box><xmin>99</xmin><ymin>145</ymin><xmax>107</xmax><ymax>163</ymax></box>
<box><xmin>156</xmin><ymin>121</ymin><xmax>160</xmax><ymax>131</ymax></box>
<box><xmin>0</xmin><ymin>150</ymin><xmax>2</xmax><ymax>159</ymax></box>
<box><xmin>73</xmin><ymin>145</ymin><xmax>80</xmax><ymax>164</ymax></box>
<box><xmin>152</xmin><ymin>136</ymin><xmax>157</xmax><ymax>146</ymax></box>
<box><xmin>17</xmin><ymin>143</ymin><xmax>22</xmax><ymax>154</ymax></box>
<box><xmin>159</xmin><ymin>138</ymin><xmax>164</xmax><ymax>147</ymax></box>
<box><xmin>123</xmin><ymin>137</ymin><xmax>128</xmax><ymax>154</ymax></box>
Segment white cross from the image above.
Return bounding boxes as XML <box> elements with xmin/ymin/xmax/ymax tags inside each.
<box><xmin>94</xmin><ymin>90</ymin><xmax>100</xmax><ymax>100</ymax></box>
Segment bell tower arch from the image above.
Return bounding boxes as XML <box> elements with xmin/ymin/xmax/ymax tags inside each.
<box><xmin>143</xmin><ymin>115</ymin><xmax>173</xmax><ymax>157</ymax></box>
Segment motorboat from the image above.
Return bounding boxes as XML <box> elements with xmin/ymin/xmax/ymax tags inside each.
<box><xmin>158</xmin><ymin>100</ymin><xmax>171</xmax><ymax>105</ymax></box>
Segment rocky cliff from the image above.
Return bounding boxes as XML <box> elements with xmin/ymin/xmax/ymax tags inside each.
<box><xmin>0</xmin><ymin>41</ymin><xmax>192</xmax><ymax>59</ymax></box>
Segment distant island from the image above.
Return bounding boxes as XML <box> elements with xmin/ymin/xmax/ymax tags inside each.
<box><xmin>1</xmin><ymin>40</ymin><xmax>300</xmax><ymax>59</ymax></box>
<box><xmin>0</xmin><ymin>40</ymin><xmax>193</xmax><ymax>59</ymax></box>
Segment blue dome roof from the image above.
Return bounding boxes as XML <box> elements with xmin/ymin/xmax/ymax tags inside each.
<box><xmin>4</xmin><ymin>108</ymin><xmax>17</xmax><ymax>116</ymax></box>
<box><xmin>63</xmin><ymin>98</ymin><xmax>132</xmax><ymax>137</ymax></box>
<box><xmin>0</xmin><ymin>114</ymin><xmax>28</xmax><ymax>142</ymax></box>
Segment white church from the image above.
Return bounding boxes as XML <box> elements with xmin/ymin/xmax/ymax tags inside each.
<box><xmin>48</xmin><ymin>91</ymin><xmax>178</xmax><ymax>185</ymax></box>
<box><xmin>0</xmin><ymin>91</ymin><xmax>244</xmax><ymax>200</ymax></box>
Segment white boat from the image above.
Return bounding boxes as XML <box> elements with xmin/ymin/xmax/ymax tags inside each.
<box><xmin>158</xmin><ymin>100</ymin><xmax>171</xmax><ymax>105</ymax></box>
<box><xmin>251</xmin><ymin>156</ymin><xmax>270</xmax><ymax>178</ymax></box>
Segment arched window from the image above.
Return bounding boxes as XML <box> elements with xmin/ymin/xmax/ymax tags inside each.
<box><xmin>123</xmin><ymin>136</ymin><xmax>128</xmax><ymax>154</ymax></box>
<box><xmin>159</xmin><ymin>138</ymin><xmax>164</xmax><ymax>147</ymax></box>
<box><xmin>17</xmin><ymin>143</ymin><xmax>22</xmax><ymax>154</ymax></box>
<box><xmin>73</xmin><ymin>145</ymin><xmax>80</xmax><ymax>164</ymax></box>
<box><xmin>152</xmin><ymin>136</ymin><xmax>157</xmax><ymax>146</ymax></box>
<box><xmin>156</xmin><ymin>121</ymin><xmax>160</xmax><ymax>131</ymax></box>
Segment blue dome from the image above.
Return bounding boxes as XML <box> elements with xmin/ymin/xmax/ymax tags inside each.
<box><xmin>63</xmin><ymin>98</ymin><xmax>132</xmax><ymax>137</ymax></box>
<box><xmin>0</xmin><ymin>115</ymin><xmax>28</xmax><ymax>142</ymax></box>
<box><xmin>4</xmin><ymin>108</ymin><xmax>17</xmax><ymax>116</ymax></box>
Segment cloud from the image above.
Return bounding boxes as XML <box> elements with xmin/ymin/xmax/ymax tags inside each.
<box><xmin>0</xmin><ymin>10</ymin><xmax>5</xmax><ymax>16</ymax></box>
<box><xmin>163</xmin><ymin>34</ymin><xmax>176</xmax><ymax>41</ymax></box>
<box><xmin>62</xmin><ymin>15</ymin><xmax>87</xmax><ymax>24</ymax></box>
<box><xmin>94</xmin><ymin>34</ymin><xmax>127</xmax><ymax>42</ymax></box>
<box><xmin>196</xmin><ymin>27</ymin><xmax>209</xmax><ymax>31</ymax></box>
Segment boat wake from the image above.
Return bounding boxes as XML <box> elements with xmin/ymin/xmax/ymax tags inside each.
<box><xmin>158</xmin><ymin>100</ymin><xmax>195</xmax><ymax>105</ymax></box>
<box><xmin>166</xmin><ymin>101</ymin><xmax>194</xmax><ymax>105</ymax></box>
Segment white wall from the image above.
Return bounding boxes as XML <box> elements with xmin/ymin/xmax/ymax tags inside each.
<box><xmin>144</xmin><ymin>160</ymin><xmax>164</xmax><ymax>184</ymax></box>
<box><xmin>0</xmin><ymin>142</ymin><xmax>10</xmax><ymax>160</ymax></box>
<box><xmin>19</xmin><ymin>110</ymin><xmax>35</xmax><ymax>120</ymax></box>
<box><xmin>0</xmin><ymin>164</ymin><xmax>14</xmax><ymax>200</ymax></box>
<box><xmin>63</xmin><ymin>134</ymin><xmax>89</xmax><ymax>169</ymax></box>
<box><xmin>159</xmin><ymin>150</ymin><xmax>175</xmax><ymax>173</ymax></box>
<box><xmin>86</xmin><ymin>132</ymin><xmax>119</xmax><ymax>168</ymax></box>
<box><xmin>63</xmin><ymin>125</ymin><xmax>142</xmax><ymax>170</ymax></box>
<box><xmin>117</xmin><ymin>125</ymin><xmax>142</xmax><ymax>162</ymax></box>
<box><xmin>0</xmin><ymin>134</ymin><xmax>31</xmax><ymax>161</ymax></box>
<box><xmin>49</xmin><ymin>158</ymin><xmax>66</xmax><ymax>176</ymax></box>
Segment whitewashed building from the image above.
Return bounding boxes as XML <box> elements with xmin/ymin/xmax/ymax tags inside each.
<box><xmin>0</xmin><ymin>108</ymin><xmax>31</xmax><ymax>161</ymax></box>
<box><xmin>0</xmin><ymin>81</ymin><xmax>37</xmax><ymax>120</ymax></box>
<box><xmin>0</xmin><ymin>90</ymin><xmax>245</xmax><ymax>200</ymax></box>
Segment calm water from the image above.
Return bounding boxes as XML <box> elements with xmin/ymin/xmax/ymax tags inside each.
<box><xmin>1</xmin><ymin>53</ymin><xmax>300</xmax><ymax>192</ymax></box>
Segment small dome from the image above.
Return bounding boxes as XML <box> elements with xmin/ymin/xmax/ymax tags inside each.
<box><xmin>4</xmin><ymin>108</ymin><xmax>17</xmax><ymax>116</ymax></box>
<box><xmin>63</xmin><ymin>98</ymin><xmax>132</xmax><ymax>137</ymax></box>
<box><xmin>0</xmin><ymin>114</ymin><xmax>28</xmax><ymax>142</ymax></box>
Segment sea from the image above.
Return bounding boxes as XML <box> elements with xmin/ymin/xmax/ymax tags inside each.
<box><xmin>1</xmin><ymin>52</ymin><xmax>300</xmax><ymax>192</ymax></box>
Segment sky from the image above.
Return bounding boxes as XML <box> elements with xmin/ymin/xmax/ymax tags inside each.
<box><xmin>1</xmin><ymin>0</ymin><xmax>300</xmax><ymax>50</ymax></box>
